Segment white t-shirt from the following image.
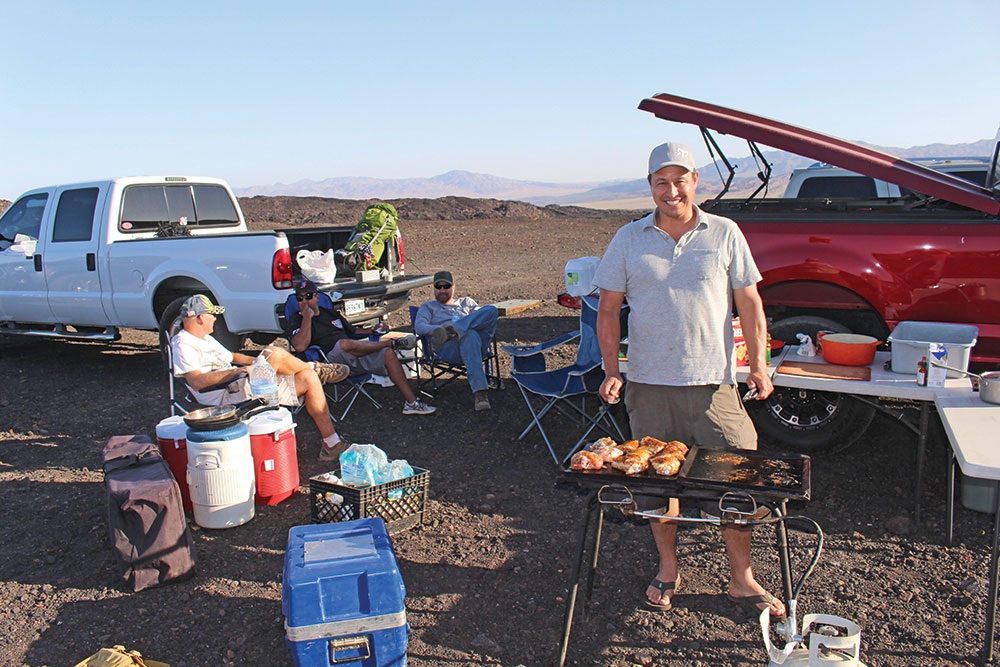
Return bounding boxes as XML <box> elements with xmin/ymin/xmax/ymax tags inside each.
<box><xmin>171</xmin><ymin>329</ymin><xmax>240</xmax><ymax>406</ymax></box>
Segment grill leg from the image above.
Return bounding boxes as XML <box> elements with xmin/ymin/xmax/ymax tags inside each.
<box><xmin>558</xmin><ymin>491</ymin><xmax>600</xmax><ymax>667</ymax></box>
<box><xmin>773</xmin><ymin>500</ymin><xmax>793</xmax><ymax>605</ymax></box>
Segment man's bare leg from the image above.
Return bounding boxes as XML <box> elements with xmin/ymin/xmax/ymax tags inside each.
<box><xmin>647</xmin><ymin>497</ymin><xmax>680</xmax><ymax>606</ymax></box>
<box><xmin>722</xmin><ymin>525</ymin><xmax>785</xmax><ymax>616</ymax></box>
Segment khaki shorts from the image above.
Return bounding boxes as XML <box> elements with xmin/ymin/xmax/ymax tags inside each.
<box><xmin>625</xmin><ymin>382</ymin><xmax>757</xmax><ymax>513</ymax></box>
<box><xmin>328</xmin><ymin>340</ymin><xmax>388</xmax><ymax>377</ymax></box>
<box><xmin>624</xmin><ymin>382</ymin><xmax>757</xmax><ymax>450</ymax></box>
<box><xmin>220</xmin><ymin>374</ymin><xmax>300</xmax><ymax>408</ymax></box>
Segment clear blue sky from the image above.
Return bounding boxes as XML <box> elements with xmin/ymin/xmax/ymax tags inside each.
<box><xmin>3</xmin><ymin>1</ymin><xmax>998</xmax><ymax>199</ymax></box>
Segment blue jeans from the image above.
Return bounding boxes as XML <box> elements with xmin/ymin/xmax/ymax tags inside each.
<box><xmin>434</xmin><ymin>305</ymin><xmax>498</xmax><ymax>392</ymax></box>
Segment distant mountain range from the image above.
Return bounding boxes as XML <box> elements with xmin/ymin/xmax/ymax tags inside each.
<box><xmin>235</xmin><ymin>139</ymin><xmax>996</xmax><ymax>209</ymax></box>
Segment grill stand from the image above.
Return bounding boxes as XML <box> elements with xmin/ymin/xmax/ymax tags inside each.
<box><xmin>557</xmin><ymin>488</ymin><xmax>794</xmax><ymax>667</ymax></box>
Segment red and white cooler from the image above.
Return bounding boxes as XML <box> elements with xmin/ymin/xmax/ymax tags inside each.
<box><xmin>155</xmin><ymin>415</ymin><xmax>192</xmax><ymax>511</ymax></box>
<box><xmin>246</xmin><ymin>408</ymin><xmax>298</xmax><ymax>505</ymax></box>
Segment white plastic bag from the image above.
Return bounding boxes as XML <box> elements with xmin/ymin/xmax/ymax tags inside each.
<box><xmin>296</xmin><ymin>249</ymin><xmax>337</xmax><ymax>284</ymax></box>
<box><xmin>795</xmin><ymin>333</ymin><xmax>817</xmax><ymax>357</ymax></box>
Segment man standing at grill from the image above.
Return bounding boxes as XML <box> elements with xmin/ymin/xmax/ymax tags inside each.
<box><xmin>593</xmin><ymin>142</ymin><xmax>783</xmax><ymax>617</ymax></box>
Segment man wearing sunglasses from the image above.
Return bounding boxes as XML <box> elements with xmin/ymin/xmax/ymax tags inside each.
<box><xmin>414</xmin><ymin>271</ymin><xmax>498</xmax><ymax>411</ymax></box>
<box><xmin>287</xmin><ymin>280</ymin><xmax>437</xmax><ymax>416</ymax></box>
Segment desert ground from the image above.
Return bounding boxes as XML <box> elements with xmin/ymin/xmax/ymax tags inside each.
<box><xmin>0</xmin><ymin>197</ymin><xmax>996</xmax><ymax>666</ymax></box>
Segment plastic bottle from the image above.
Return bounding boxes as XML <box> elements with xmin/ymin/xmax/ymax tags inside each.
<box><xmin>917</xmin><ymin>356</ymin><xmax>928</xmax><ymax>386</ymax></box>
<box><xmin>249</xmin><ymin>349</ymin><xmax>280</xmax><ymax>406</ymax></box>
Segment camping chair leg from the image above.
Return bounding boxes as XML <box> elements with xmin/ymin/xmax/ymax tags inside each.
<box><xmin>512</xmin><ymin>384</ymin><xmax>565</xmax><ymax>466</ymax></box>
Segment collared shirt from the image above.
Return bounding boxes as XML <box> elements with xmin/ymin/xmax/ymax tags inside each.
<box><xmin>592</xmin><ymin>207</ymin><xmax>761</xmax><ymax>385</ymax></box>
<box><xmin>414</xmin><ymin>296</ymin><xmax>480</xmax><ymax>336</ymax></box>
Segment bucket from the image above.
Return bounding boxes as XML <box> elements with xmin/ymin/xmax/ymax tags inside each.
<box><xmin>565</xmin><ymin>257</ymin><xmax>600</xmax><ymax>297</ymax></box>
<box><xmin>246</xmin><ymin>407</ymin><xmax>298</xmax><ymax>505</ymax></box>
<box><xmin>186</xmin><ymin>422</ymin><xmax>255</xmax><ymax>529</ymax></box>
<box><xmin>960</xmin><ymin>472</ymin><xmax>999</xmax><ymax>513</ymax></box>
<box><xmin>155</xmin><ymin>415</ymin><xmax>192</xmax><ymax>511</ymax></box>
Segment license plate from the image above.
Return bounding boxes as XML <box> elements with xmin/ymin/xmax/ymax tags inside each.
<box><xmin>343</xmin><ymin>298</ymin><xmax>365</xmax><ymax>316</ymax></box>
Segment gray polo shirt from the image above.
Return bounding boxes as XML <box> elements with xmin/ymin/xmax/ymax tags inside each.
<box><xmin>592</xmin><ymin>207</ymin><xmax>761</xmax><ymax>386</ymax></box>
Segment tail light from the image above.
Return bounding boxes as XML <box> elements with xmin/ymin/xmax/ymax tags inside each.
<box><xmin>272</xmin><ymin>248</ymin><xmax>293</xmax><ymax>289</ymax></box>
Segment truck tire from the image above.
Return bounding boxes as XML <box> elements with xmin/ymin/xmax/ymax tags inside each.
<box><xmin>158</xmin><ymin>295</ymin><xmax>244</xmax><ymax>362</ymax></box>
<box><xmin>747</xmin><ymin>387</ymin><xmax>876</xmax><ymax>455</ymax></box>
<box><xmin>750</xmin><ymin>315</ymin><xmax>876</xmax><ymax>454</ymax></box>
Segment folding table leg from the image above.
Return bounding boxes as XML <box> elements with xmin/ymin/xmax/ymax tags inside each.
<box><xmin>947</xmin><ymin>451</ymin><xmax>956</xmax><ymax>547</ymax></box>
<box><xmin>982</xmin><ymin>491</ymin><xmax>1000</xmax><ymax>663</ymax></box>
<box><xmin>914</xmin><ymin>402</ymin><xmax>929</xmax><ymax>524</ymax></box>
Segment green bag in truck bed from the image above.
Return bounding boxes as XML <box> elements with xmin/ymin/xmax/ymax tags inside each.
<box><xmin>339</xmin><ymin>203</ymin><xmax>399</xmax><ymax>271</ymax></box>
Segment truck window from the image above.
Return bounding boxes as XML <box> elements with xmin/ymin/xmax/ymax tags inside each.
<box><xmin>192</xmin><ymin>185</ymin><xmax>240</xmax><ymax>225</ymax></box>
<box><xmin>899</xmin><ymin>170</ymin><xmax>989</xmax><ymax>199</ymax></box>
<box><xmin>52</xmin><ymin>187</ymin><xmax>99</xmax><ymax>242</ymax></box>
<box><xmin>796</xmin><ymin>176</ymin><xmax>878</xmax><ymax>198</ymax></box>
<box><xmin>119</xmin><ymin>184</ymin><xmax>240</xmax><ymax>232</ymax></box>
<box><xmin>0</xmin><ymin>193</ymin><xmax>48</xmax><ymax>248</ymax></box>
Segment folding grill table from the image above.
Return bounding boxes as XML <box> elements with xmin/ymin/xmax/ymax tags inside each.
<box><xmin>557</xmin><ymin>447</ymin><xmax>812</xmax><ymax>666</ymax></box>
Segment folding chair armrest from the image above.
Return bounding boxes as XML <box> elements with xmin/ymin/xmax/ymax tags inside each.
<box><xmin>502</xmin><ymin>330</ymin><xmax>580</xmax><ymax>358</ymax></box>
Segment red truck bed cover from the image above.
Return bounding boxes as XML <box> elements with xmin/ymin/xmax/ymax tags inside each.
<box><xmin>638</xmin><ymin>93</ymin><xmax>1000</xmax><ymax>216</ymax></box>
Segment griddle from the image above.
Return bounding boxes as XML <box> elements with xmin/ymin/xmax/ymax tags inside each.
<box><xmin>563</xmin><ymin>445</ymin><xmax>810</xmax><ymax>502</ymax></box>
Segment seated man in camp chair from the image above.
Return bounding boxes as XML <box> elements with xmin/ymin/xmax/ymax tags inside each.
<box><xmin>170</xmin><ymin>294</ymin><xmax>353</xmax><ymax>462</ymax></box>
<box><xmin>286</xmin><ymin>279</ymin><xmax>437</xmax><ymax>416</ymax></box>
<box><xmin>414</xmin><ymin>271</ymin><xmax>499</xmax><ymax>411</ymax></box>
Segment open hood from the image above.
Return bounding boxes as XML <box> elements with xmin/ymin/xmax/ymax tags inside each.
<box><xmin>638</xmin><ymin>93</ymin><xmax>1000</xmax><ymax>216</ymax></box>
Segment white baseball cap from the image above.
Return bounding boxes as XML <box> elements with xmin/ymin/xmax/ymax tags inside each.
<box><xmin>648</xmin><ymin>142</ymin><xmax>697</xmax><ymax>175</ymax></box>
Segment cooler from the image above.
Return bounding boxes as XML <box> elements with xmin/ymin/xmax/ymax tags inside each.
<box><xmin>186</xmin><ymin>422</ymin><xmax>256</xmax><ymax>529</ymax></box>
<box><xmin>156</xmin><ymin>415</ymin><xmax>192</xmax><ymax>511</ymax></box>
<box><xmin>246</xmin><ymin>407</ymin><xmax>299</xmax><ymax>505</ymax></box>
<box><xmin>283</xmin><ymin>519</ymin><xmax>408</xmax><ymax>667</ymax></box>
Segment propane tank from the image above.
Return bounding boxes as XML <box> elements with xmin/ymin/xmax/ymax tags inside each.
<box><xmin>761</xmin><ymin>604</ymin><xmax>866</xmax><ymax>667</ymax></box>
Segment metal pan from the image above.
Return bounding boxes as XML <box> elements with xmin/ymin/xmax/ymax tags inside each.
<box><xmin>931</xmin><ymin>362</ymin><xmax>1000</xmax><ymax>405</ymax></box>
<box><xmin>183</xmin><ymin>398</ymin><xmax>272</xmax><ymax>431</ymax></box>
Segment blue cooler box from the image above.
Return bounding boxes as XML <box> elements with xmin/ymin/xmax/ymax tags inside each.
<box><xmin>283</xmin><ymin>519</ymin><xmax>408</xmax><ymax>666</ymax></box>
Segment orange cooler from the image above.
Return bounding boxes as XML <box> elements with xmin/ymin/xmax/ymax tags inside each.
<box><xmin>246</xmin><ymin>408</ymin><xmax>298</xmax><ymax>505</ymax></box>
<box><xmin>155</xmin><ymin>415</ymin><xmax>192</xmax><ymax>511</ymax></box>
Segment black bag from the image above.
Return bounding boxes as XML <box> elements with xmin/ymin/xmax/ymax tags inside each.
<box><xmin>103</xmin><ymin>435</ymin><xmax>196</xmax><ymax>592</ymax></box>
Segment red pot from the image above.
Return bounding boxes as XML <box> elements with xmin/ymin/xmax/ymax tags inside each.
<box><xmin>817</xmin><ymin>333</ymin><xmax>880</xmax><ymax>366</ymax></box>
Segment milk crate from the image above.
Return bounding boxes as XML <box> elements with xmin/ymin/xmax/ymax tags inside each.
<box><xmin>310</xmin><ymin>468</ymin><xmax>429</xmax><ymax>534</ymax></box>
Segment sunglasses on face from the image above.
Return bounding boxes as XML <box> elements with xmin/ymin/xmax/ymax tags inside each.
<box><xmin>295</xmin><ymin>292</ymin><xmax>315</xmax><ymax>301</ymax></box>
<box><xmin>434</xmin><ymin>284</ymin><xmax>451</xmax><ymax>290</ymax></box>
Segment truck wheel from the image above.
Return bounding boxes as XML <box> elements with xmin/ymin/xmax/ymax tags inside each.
<box><xmin>768</xmin><ymin>315</ymin><xmax>849</xmax><ymax>345</ymax></box>
<box><xmin>747</xmin><ymin>387</ymin><xmax>876</xmax><ymax>455</ymax></box>
<box><xmin>752</xmin><ymin>315</ymin><xmax>874</xmax><ymax>454</ymax></box>
<box><xmin>158</xmin><ymin>295</ymin><xmax>244</xmax><ymax>363</ymax></box>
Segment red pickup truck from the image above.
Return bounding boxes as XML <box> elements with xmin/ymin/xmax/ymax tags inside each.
<box><xmin>640</xmin><ymin>93</ymin><xmax>1000</xmax><ymax>451</ymax></box>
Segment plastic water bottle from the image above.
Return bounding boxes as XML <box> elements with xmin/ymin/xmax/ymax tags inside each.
<box><xmin>249</xmin><ymin>349</ymin><xmax>280</xmax><ymax>406</ymax></box>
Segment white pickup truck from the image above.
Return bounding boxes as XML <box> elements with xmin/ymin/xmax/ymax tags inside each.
<box><xmin>0</xmin><ymin>176</ymin><xmax>432</xmax><ymax>350</ymax></box>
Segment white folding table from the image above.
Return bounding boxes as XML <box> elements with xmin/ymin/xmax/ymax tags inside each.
<box><xmin>937</xmin><ymin>393</ymin><xmax>1000</xmax><ymax>662</ymax></box>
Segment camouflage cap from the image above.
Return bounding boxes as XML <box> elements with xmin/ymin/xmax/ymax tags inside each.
<box><xmin>181</xmin><ymin>294</ymin><xmax>225</xmax><ymax>317</ymax></box>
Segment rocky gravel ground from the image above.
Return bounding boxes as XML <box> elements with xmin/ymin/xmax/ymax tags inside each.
<box><xmin>1</xmin><ymin>200</ymin><xmax>997</xmax><ymax>666</ymax></box>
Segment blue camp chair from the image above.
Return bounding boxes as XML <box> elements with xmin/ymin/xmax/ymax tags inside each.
<box><xmin>502</xmin><ymin>295</ymin><xmax>626</xmax><ymax>465</ymax></box>
<box><xmin>408</xmin><ymin>305</ymin><xmax>501</xmax><ymax>398</ymax></box>
<box><xmin>282</xmin><ymin>292</ymin><xmax>382</xmax><ymax>421</ymax></box>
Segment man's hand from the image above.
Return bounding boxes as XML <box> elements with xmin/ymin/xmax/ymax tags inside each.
<box><xmin>599</xmin><ymin>374</ymin><xmax>623</xmax><ymax>404</ymax></box>
<box><xmin>745</xmin><ymin>369</ymin><xmax>773</xmax><ymax>400</ymax></box>
<box><xmin>301</xmin><ymin>302</ymin><xmax>319</xmax><ymax>319</ymax></box>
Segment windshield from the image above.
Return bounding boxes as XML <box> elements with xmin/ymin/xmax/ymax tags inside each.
<box><xmin>0</xmin><ymin>193</ymin><xmax>48</xmax><ymax>250</ymax></box>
